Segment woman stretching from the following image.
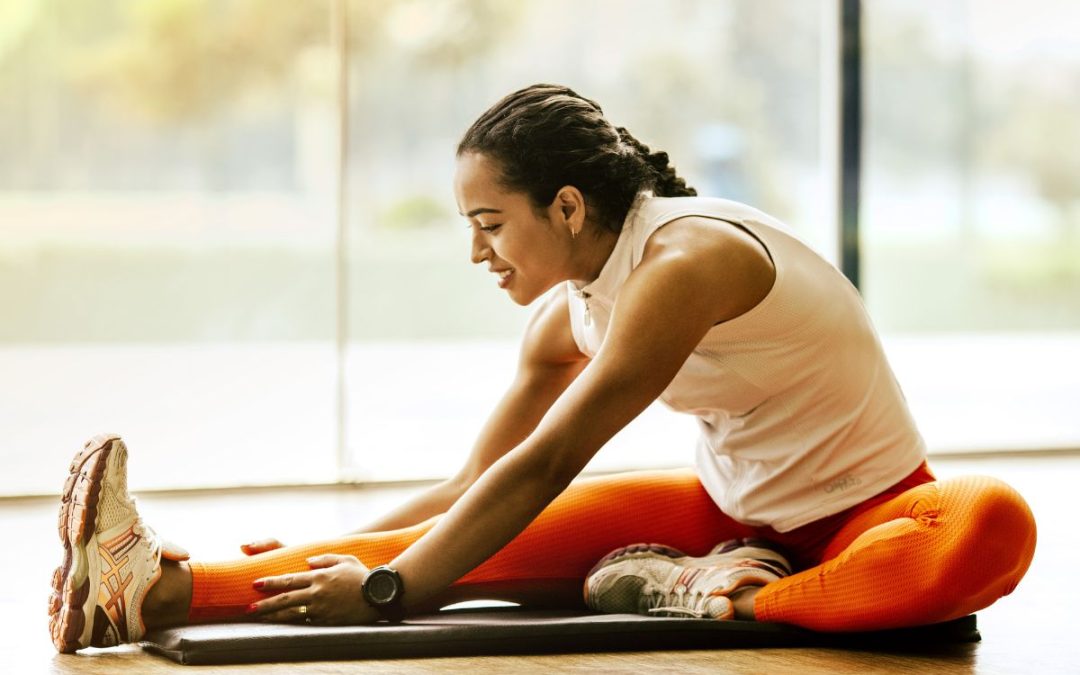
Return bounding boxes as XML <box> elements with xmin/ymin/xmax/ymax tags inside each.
<box><xmin>49</xmin><ymin>84</ymin><xmax>1036</xmax><ymax>652</ymax></box>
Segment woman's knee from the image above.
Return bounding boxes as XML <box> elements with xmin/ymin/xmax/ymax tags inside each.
<box><xmin>936</xmin><ymin>476</ymin><xmax>1036</xmax><ymax>595</ymax></box>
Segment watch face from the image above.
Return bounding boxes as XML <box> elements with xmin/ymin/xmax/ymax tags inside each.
<box><xmin>367</xmin><ymin>570</ymin><xmax>400</xmax><ymax>604</ymax></box>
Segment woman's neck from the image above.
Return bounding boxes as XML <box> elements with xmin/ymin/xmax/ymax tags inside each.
<box><xmin>569</xmin><ymin>225</ymin><xmax>621</xmax><ymax>288</ymax></box>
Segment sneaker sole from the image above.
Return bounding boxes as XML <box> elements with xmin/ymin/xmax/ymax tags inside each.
<box><xmin>703</xmin><ymin>548</ymin><xmax>792</xmax><ymax>580</ymax></box>
<box><xmin>588</xmin><ymin>541</ymin><xmax>791</xmax><ymax>582</ymax></box>
<box><xmin>707</xmin><ymin>537</ymin><xmax>793</xmax><ymax>576</ymax></box>
<box><xmin>49</xmin><ymin>433</ymin><xmax>120</xmax><ymax>653</ymax></box>
<box><xmin>586</xmin><ymin>543</ymin><xmax>687</xmax><ymax>580</ymax></box>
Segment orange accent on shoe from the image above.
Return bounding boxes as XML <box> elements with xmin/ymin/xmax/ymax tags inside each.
<box><xmin>97</xmin><ymin>527</ymin><xmax>138</xmax><ymax>643</ymax></box>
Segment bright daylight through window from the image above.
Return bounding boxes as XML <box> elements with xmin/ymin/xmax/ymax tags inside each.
<box><xmin>0</xmin><ymin>0</ymin><xmax>1076</xmax><ymax>495</ymax></box>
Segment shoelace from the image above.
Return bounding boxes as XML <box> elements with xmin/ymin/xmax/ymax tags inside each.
<box><xmin>129</xmin><ymin>502</ymin><xmax>161</xmax><ymax>579</ymax></box>
<box><xmin>644</xmin><ymin>584</ymin><xmax>712</xmax><ymax>618</ymax></box>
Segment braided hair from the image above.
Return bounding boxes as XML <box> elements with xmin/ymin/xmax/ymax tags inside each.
<box><xmin>457</xmin><ymin>84</ymin><xmax>696</xmax><ymax>234</ymax></box>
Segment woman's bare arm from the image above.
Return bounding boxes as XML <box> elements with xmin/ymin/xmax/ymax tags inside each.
<box><xmin>247</xmin><ymin>218</ymin><xmax>775</xmax><ymax>624</ymax></box>
<box><xmin>388</xmin><ymin>221</ymin><xmax>770</xmax><ymax>609</ymax></box>
<box><xmin>243</xmin><ymin>288</ymin><xmax>586</xmax><ymax>554</ymax></box>
<box><xmin>351</xmin><ymin>285</ymin><xmax>588</xmax><ymax>534</ymax></box>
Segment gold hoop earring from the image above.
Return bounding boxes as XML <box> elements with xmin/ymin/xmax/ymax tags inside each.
<box><xmin>571</xmin><ymin>228</ymin><xmax>578</xmax><ymax>240</ymax></box>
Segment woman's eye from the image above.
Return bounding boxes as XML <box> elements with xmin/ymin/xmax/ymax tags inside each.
<box><xmin>479</xmin><ymin>224</ymin><xmax>502</xmax><ymax>233</ymax></box>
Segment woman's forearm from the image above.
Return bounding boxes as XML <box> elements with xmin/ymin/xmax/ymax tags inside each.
<box><xmin>350</xmin><ymin>478</ymin><xmax>466</xmax><ymax>534</ymax></box>
<box><xmin>388</xmin><ymin>442</ymin><xmax>574</xmax><ymax>610</ymax></box>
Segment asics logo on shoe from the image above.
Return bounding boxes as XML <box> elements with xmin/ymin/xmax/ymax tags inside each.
<box><xmin>98</xmin><ymin>526</ymin><xmax>139</xmax><ymax>644</ymax></box>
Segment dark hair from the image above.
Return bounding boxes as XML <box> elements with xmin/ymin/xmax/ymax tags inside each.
<box><xmin>457</xmin><ymin>83</ymin><xmax>696</xmax><ymax>234</ymax></box>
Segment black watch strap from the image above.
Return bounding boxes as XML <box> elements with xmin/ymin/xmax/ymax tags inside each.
<box><xmin>361</xmin><ymin>565</ymin><xmax>406</xmax><ymax>622</ymax></box>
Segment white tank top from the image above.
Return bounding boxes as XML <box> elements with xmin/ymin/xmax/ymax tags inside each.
<box><xmin>567</xmin><ymin>195</ymin><xmax>927</xmax><ymax>532</ymax></box>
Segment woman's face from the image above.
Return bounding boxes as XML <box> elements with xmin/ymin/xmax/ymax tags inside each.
<box><xmin>454</xmin><ymin>152</ymin><xmax>578</xmax><ymax>305</ymax></box>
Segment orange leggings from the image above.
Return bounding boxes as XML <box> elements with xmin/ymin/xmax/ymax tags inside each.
<box><xmin>188</xmin><ymin>462</ymin><xmax>1036</xmax><ymax>631</ymax></box>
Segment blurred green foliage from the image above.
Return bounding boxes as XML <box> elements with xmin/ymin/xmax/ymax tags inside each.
<box><xmin>0</xmin><ymin>228</ymin><xmax>529</xmax><ymax>343</ymax></box>
<box><xmin>381</xmin><ymin>196</ymin><xmax>452</xmax><ymax>230</ymax></box>
<box><xmin>52</xmin><ymin>0</ymin><xmax>520</xmax><ymax>125</ymax></box>
<box><xmin>1</xmin><ymin>0</ymin><xmax>1078</xmax><ymax>344</ymax></box>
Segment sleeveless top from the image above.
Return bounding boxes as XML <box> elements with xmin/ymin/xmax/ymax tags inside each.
<box><xmin>566</xmin><ymin>195</ymin><xmax>927</xmax><ymax>532</ymax></box>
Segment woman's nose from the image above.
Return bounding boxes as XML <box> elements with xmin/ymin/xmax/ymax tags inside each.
<box><xmin>470</xmin><ymin>232</ymin><xmax>490</xmax><ymax>265</ymax></box>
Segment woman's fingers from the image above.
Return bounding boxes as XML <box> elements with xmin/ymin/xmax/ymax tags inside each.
<box><xmin>249</xmin><ymin>557</ymin><xmax>378</xmax><ymax>625</ymax></box>
<box><xmin>248</xmin><ymin>589</ymin><xmax>311</xmax><ymax>618</ymax></box>
<box><xmin>258</xmin><ymin>602</ymin><xmax>315</xmax><ymax>624</ymax></box>
<box><xmin>253</xmin><ymin>570</ymin><xmax>313</xmax><ymax>594</ymax></box>
<box><xmin>241</xmin><ymin>538</ymin><xmax>285</xmax><ymax>555</ymax></box>
<box><xmin>306</xmin><ymin>553</ymin><xmax>359</xmax><ymax>569</ymax></box>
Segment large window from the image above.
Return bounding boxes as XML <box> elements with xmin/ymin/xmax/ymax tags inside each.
<box><xmin>864</xmin><ymin>0</ymin><xmax>1080</xmax><ymax>452</ymax></box>
<box><xmin>1</xmin><ymin>0</ymin><xmax>830</xmax><ymax>493</ymax></box>
<box><xmin>0</xmin><ymin>1</ymin><xmax>339</xmax><ymax>493</ymax></box>
<box><xmin>340</xmin><ymin>0</ymin><xmax>830</xmax><ymax>480</ymax></box>
<box><xmin>7</xmin><ymin>1</ymin><xmax>1071</xmax><ymax>496</ymax></box>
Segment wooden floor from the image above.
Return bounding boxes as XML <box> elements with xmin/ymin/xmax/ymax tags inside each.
<box><xmin>2</xmin><ymin>453</ymin><xmax>1076</xmax><ymax>673</ymax></box>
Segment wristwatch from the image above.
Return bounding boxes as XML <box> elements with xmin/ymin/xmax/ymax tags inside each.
<box><xmin>361</xmin><ymin>565</ymin><xmax>406</xmax><ymax>622</ymax></box>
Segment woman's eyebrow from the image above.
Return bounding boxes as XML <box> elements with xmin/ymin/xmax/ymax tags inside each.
<box><xmin>460</xmin><ymin>207</ymin><xmax>503</xmax><ymax>217</ymax></box>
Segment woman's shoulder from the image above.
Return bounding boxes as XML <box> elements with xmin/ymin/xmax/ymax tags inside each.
<box><xmin>639</xmin><ymin>213</ymin><xmax>774</xmax><ymax>280</ymax></box>
<box><xmin>634</xmin><ymin>195</ymin><xmax>770</xmax><ymax>230</ymax></box>
<box><xmin>629</xmin><ymin>196</ymin><xmax>780</xmax><ymax>261</ymax></box>
<box><xmin>634</xmin><ymin>213</ymin><xmax>777</xmax><ymax>327</ymax></box>
<box><xmin>635</xmin><ymin>193</ymin><xmax>773</xmax><ymax>269</ymax></box>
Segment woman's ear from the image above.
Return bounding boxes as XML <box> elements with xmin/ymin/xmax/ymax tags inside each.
<box><xmin>553</xmin><ymin>186</ymin><xmax>586</xmax><ymax>234</ymax></box>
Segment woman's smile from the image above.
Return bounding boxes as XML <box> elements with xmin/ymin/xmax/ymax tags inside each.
<box><xmin>495</xmin><ymin>268</ymin><xmax>515</xmax><ymax>288</ymax></box>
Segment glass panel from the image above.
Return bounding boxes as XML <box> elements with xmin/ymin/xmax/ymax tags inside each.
<box><xmin>344</xmin><ymin>0</ymin><xmax>829</xmax><ymax>480</ymax></box>
<box><xmin>864</xmin><ymin>0</ymin><xmax>1080</xmax><ymax>451</ymax></box>
<box><xmin>0</xmin><ymin>0</ymin><xmax>338</xmax><ymax>493</ymax></box>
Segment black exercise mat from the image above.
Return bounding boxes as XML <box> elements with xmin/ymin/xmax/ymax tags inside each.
<box><xmin>141</xmin><ymin>609</ymin><xmax>980</xmax><ymax>665</ymax></box>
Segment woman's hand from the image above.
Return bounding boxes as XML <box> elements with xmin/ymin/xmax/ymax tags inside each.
<box><xmin>240</xmin><ymin>538</ymin><xmax>285</xmax><ymax>555</ymax></box>
<box><xmin>248</xmin><ymin>554</ymin><xmax>380</xmax><ymax>625</ymax></box>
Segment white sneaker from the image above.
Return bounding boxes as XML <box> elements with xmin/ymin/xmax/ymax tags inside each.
<box><xmin>48</xmin><ymin>434</ymin><xmax>187</xmax><ymax>652</ymax></box>
<box><xmin>584</xmin><ymin>538</ymin><xmax>792</xmax><ymax>619</ymax></box>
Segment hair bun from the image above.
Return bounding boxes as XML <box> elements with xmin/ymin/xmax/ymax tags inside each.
<box><xmin>459</xmin><ymin>85</ymin><xmax>696</xmax><ymax>233</ymax></box>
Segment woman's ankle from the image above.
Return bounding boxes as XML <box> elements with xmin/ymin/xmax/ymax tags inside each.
<box><xmin>143</xmin><ymin>560</ymin><xmax>193</xmax><ymax>629</ymax></box>
<box><xmin>732</xmin><ymin>586</ymin><xmax>761</xmax><ymax>620</ymax></box>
